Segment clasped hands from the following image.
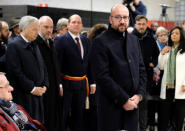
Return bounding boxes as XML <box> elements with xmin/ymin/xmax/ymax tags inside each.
<box><xmin>31</xmin><ymin>86</ymin><xmax>47</xmax><ymax>96</ymax></box>
<box><xmin>123</xmin><ymin>94</ymin><xmax>141</xmax><ymax>111</ymax></box>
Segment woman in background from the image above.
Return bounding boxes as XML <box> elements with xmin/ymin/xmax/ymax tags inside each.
<box><xmin>158</xmin><ymin>26</ymin><xmax>185</xmax><ymax>131</ymax></box>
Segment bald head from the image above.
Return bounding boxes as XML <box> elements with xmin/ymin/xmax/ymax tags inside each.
<box><xmin>39</xmin><ymin>16</ymin><xmax>53</xmax><ymax>39</ymax></box>
<box><xmin>109</xmin><ymin>4</ymin><xmax>129</xmax><ymax>32</ymax></box>
<box><xmin>111</xmin><ymin>4</ymin><xmax>129</xmax><ymax>16</ymax></box>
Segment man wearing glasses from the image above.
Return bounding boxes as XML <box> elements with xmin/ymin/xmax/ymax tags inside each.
<box><xmin>132</xmin><ymin>15</ymin><xmax>159</xmax><ymax>131</ymax></box>
<box><xmin>91</xmin><ymin>4</ymin><xmax>147</xmax><ymax>131</ymax></box>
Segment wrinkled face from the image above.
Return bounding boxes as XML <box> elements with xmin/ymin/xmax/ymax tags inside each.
<box><xmin>135</xmin><ymin>18</ymin><xmax>147</xmax><ymax>34</ymax></box>
<box><xmin>40</xmin><ymin>18</ymin><xmax>53</xmax><ymax>39</ymax></box>
<box><xmin>2</xmin><ymin>23</ymin><xmax>10</xmax><ymax>41</ymax></box>
<box><xmin>157</xmin><ymin>31</ymin><xmax>168</xmax><ymax>45</ymax></box>
<box><xmin>109</xmin><ymin>5</ymin><xmax>129</xmax><ymax>33</ymax></box>
<box><xmin>24</xmin><ymin>22</ymin><xmax>39</xmax><ymax>42</ymax></box>
<box><xmin>171</xmin><ymin>28</ymin><xmax>180</xmax><ymax>45</ymax></box>
<box><xmin>68</xmin><ymin>15</ymin><xmax>83</xmax><ymax>35</ymax></box>
<box><xmin>0</xmin><ymin>75</ymin><xmax>13</xmax><ymax>101</ymax></box>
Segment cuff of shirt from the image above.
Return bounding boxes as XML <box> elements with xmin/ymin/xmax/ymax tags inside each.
<box><xmin>31</xmin><ymin>87</ymin><xmax>36</xmax><ymax>93</ymax></box>
<box><xmin>59</xmin><ymin>84</ymin><xmax>63</xmax><ymax>88</ymax></box>
<box><xmin>90</xmin><ymin>83</ymin><xmax>96</xmax><ymax>87</ymax></box>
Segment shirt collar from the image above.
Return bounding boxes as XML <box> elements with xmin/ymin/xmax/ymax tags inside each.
<box><xmin>20</xmin><ymin>34</ymin><xmax>29</xmax><ymax>43</ymax></box>
<box><xmin>68</xmin><ymin>31</ymin><xmax>80</xmax><ymax>40</ymax></box>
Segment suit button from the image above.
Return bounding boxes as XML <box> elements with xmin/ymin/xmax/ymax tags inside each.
<box><xmin>128</xmin><ymin>59</ymin><xmax>131</xmax><ymax>63</ymax></box>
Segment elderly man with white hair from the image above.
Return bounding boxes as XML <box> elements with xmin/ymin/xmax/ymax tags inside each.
<box><xmin>6</xmin><ymin>15</ymin><xmax>48</xmax><ymax>123</ymax></box>
<box><xmin>0</xmin><ymin>72</ymin><xmax>46</xmax><ymax>130</ymax></box>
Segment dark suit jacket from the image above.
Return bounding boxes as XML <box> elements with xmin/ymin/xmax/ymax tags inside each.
<box><xmin>54</xmin><ymin>32</ymin><xmax>92</xmax><ymax>85</ymax></box>
<box><xmin>91</xmin><ymin>26</ymin><xmax>147</xmax><ymax>131</ymax></box>
<box><xmin>6</xmin><ymin>35</ymin><xmax>48</xmax><ymax>123</ymax></box>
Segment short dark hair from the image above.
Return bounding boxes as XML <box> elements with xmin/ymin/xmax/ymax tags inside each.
<box><xmin>135</xmin><ymin>15</ymin><xmax>148</xmax><ymax>23</ymax></box>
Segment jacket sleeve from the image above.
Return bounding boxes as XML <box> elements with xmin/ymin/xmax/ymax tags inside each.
<box><xmin>6</xmin><ymin>43</ymin><xmax>34</xmax><ymax>93</ymax></box>
<box><xmin>134</xmin><ymin>2</ymin><xmax>147</xmax><ymax>16</ymax></box>
<box><xmin>158</xmin><ymin>53</ymin><xmax>168</xmax><ymax>70</ymax></box>
<box><xmin>91</xmin><ymin>38</ymin><xmax>130</xmax><ymax>107</ymax></box>
<box><xmin>54</xmin><ymin>36</ymin><xmax>64</xmax><ymax>85</ymax></box>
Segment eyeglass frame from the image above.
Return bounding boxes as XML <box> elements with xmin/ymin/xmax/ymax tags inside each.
<box><xmin>111</xmin><ymin>15</ymin><xmax>130</xmax><ymax>22</ymax></box>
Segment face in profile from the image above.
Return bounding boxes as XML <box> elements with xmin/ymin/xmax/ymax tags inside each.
<box><xmin>67</xmin><ymin>15</ymin><xmax>83</xmax><ymax>35</ymax></box>
<box><xmin>0</xmin><ymin>75</ymin><xmax>13</xmax><ymax>101</ymax></box>
<box><xmin>109</xmin><ymin>5</ymin><xmax>129</xmax><ymax>33</ymax></box>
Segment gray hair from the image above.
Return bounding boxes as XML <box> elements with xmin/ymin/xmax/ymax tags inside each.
<box><xmin>56</xmin><ymin>18</ymin><xmax>68</xmax><ymax>30</ymax></box>
<box><xmin>156</xmin><ymin>26</ymin><xmax>168</xmax><ymax>37</ymax></box>
<box><xmin>19</xmin><ymin>16</ymin><xmax>39</xmax><ymax>32</ymax></box>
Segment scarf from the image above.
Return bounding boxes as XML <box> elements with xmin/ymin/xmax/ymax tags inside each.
<box><xmin>156</xmin><ymin>41</ymin><xmax>168</xmax><ymax>51</ymax></box>
<box><xmin>166</xmin><ymin>45</ymin><xmax>178</xmax><ymax>89</ymax></box>
<box><xmin>0</xmin><ymin>98</ymin><xmax>37</xmax><ymax>130</ymax></box>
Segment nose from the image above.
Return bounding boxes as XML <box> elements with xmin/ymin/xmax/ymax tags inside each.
<box><xmin>9</xmin><ymin>85</ymin><xmax>14</xmax><ymax>92</ymax></box>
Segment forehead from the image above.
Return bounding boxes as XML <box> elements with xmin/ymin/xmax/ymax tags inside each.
<box><xmin>41</xmin><ymin>18</ymin><xmax>53</xmax><ymax>26</ymax></box>
<box><xmin>158</xmin><ymin>31</ymin><xmax>167</xmax><ymax>35</ymax></box>
<box><xmin>2</xmin><ymin>22</ymin><xmax>9</xmax><ymax>29</ymax></box>
<box><xmin>111</xmin><ymin>6</ymin><xmax>129</xmax><ymax>16</ymax></box>
<box><xmin>172</xmin><ymin>28</ymin><xmax>180</xmax><ymax>33</ymax></box>
<box><xmin>136</xmin><ymin>18</ymin><xmax>147</xmax><ymax>23</ymax></box>
<box><xmin>70</xmin><ymin>15</ymin><xmax>82</xmax><ymax>22</ymax></box>
<box><xmin>0</xmin><ymin>75</ymin><xmax>7</xmax><ymax>86</ymax></box>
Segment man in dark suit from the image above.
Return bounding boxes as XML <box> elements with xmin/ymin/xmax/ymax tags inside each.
<box><xmin>91</xmin><ymin>4</ymin><xmax>147</xmax><ymax>131</ymax></box>
<box><xmin>54</xmin><ymin>14</ymin><xmax>96</xmax><ymax>131</ymax></box>
<box><xmin>6</xmin><ymin>16</ymin><xmax>48</xmax><ymax>123</ymax></box>
<box><xmin>35</xmin><ymin>16</ymin><xmax>62</xmax><ymax>131</ymax></box>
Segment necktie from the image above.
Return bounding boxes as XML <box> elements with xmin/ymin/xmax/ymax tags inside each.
<box><xmin>75</xmin><ymin>37</ymin><xmax>81</xmax><ymax>54</ymax></box>
<box><xmin>45</xmin><ymin>39</ymin><xmax>50</xmax><ymax>48</ymax></box>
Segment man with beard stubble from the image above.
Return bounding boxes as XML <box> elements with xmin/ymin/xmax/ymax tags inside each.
<box><xmin>91</xmin><ymin>4</ymin><xmax>147</xmax><ymax>131</ymax></box>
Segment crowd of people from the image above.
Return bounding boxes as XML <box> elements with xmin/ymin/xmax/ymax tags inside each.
<box><xmin>0</xmin><ymin>0</ymin><xmax>185</xmax><ymax>131</ymax></box>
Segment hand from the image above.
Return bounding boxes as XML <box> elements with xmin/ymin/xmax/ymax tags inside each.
<box><xmin>181</xmin><ymin>85</ymin><xmax>185</xmax><ymax>92</ymax></box>
<box><xmin>123</xmin><ymin>99</ymin><xmax>137</xmax><ymax>111</ymax></box>
<box><xmin>149</xmin><ymin>63</ymin><xmax>154</xmax><ymax>68</ymax></box>
<box><xmin>31</xmin><ymin>87</ymin><xmax>46</xmax><ymax>96</ymax></box>
<box><xmin>130</xmin><ymin>95</ymin><xmax>141</xmax><ymax>105</ymax></box>
<box><xmin>42</xmin><ymin>86</ymin><xmax>47</xmax><ymax>93</ymax></box>
<box><xmin>59</xmin><ymin>87</ymin><xmax>63</xmax><ymax>96</ymax></box>
<box><xmin>161</xmin><ymin>46</ymin><xmax>171</xmax><ymax>55</ymax></box>
<box><xmin>130</xmin><ymin>5</ymin><xmax>136</xmax><ymax>12</ymax></box>
<box><xmin>90</xmin><ymin>85</ymin><xmax>96</xmax><ymax>94</ymax></box>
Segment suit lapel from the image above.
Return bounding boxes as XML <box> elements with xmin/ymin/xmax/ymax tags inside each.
<box><xmin>67</xmin><ymin>33</ymin><xmax>82</xmax><ymax>59</ymax></box>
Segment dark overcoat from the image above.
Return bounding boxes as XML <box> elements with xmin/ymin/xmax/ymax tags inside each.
<box><xmin>35</xmin><ymin>35</ymin><xmax>61</xmax><ymax>131</ymax></box>
<box><xmin>91</xmin><ymin>26</ymin><xmax>147</xmax><ymax>131</ymax></box>
<box><xmin>6</xmin><ymin>35</ymin><xmax>48</xmax><ymax>123</ymax></box>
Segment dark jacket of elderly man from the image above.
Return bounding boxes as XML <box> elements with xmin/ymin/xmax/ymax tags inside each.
<box><xmin>0</xmin><ymin>73</ymin><xmax>46</xmax><ymax>131</ymax></box>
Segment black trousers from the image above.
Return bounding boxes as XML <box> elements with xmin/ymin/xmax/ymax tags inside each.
<box><xmin>62</xmin><ymin>80</ymin><xmax>87</xmax><ymax>131</ymax></box>
<box><xmin>158</xmin><ymin>89</ymin><xmax>185</xmax><ymax>131</ymax></box>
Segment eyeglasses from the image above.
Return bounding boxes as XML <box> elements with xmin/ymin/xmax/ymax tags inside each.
<box><xmin>158</xmin><ymin>34</ymin><xmax>168</xmax><ymax>37</ymax></box>
<box><xmin>136</xmin><ymin>23</ymin><xmax>147</xmax><ymax>26</ymax></box>
<box><xmin>111</xmin><ymin>16</ymin><xmax>129</xmax><ymax>22</ymax></box>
